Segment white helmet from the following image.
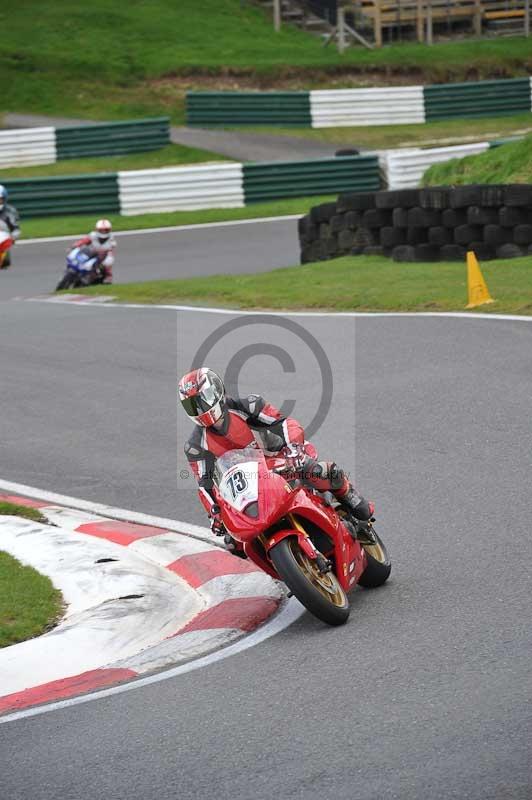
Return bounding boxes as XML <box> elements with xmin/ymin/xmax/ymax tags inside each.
<box><xmin>95</xmin><ymin>219</ymin><xmax>112</xmax><ymax>243</ymax></box>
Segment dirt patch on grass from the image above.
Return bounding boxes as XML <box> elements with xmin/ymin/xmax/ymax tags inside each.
<box><xmin>152</xmin><ymin>59</ymin><xmax>532</xmax><ymax>93</ymax></box>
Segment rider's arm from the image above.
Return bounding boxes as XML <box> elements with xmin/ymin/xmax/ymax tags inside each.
<box><xmin>229</xmin><ymin>395</ymin><xmax>304</xmax><ymax>450</ymax></box>
<box><xmin>6</xmin><ymin>206</ymin><xmax>21</xmax><ymax>240</ymax></box>
<box><xmin>73</xmin><ymin>235</ymin><xmax>91</xmax><ymax>248</ymax></box>
<box><xmin>184</xmin><ymin>439</ymin><xmax>217</xmax><ymax>515</ymax></box>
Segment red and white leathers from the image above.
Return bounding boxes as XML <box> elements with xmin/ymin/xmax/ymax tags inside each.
<box><xmin>184</xmin><ymin>394</ymin><xmax>371</xmax><ymax>522</ymax></box>
<box><xmin>74</xmin><ymin>232</ymin><xmax>116</xmax><ymax>283</ymax></box>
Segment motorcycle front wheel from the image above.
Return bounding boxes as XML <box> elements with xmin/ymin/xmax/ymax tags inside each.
<box><xmin>56</xmin><ymin>272</ymin><xmax>76</xmax><ymax>291</ymax></box>
<box><xmin>270</xmin><ymin>537</ymin><xmax>350</xmax><ymax>626</ymax></box>
<box><xmin>358</xmin><ymin>530</ymin><xmax>391</xmax><ymax>588</ymax></box>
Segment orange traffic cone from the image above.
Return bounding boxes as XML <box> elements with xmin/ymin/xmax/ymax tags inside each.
<box><xmin>465</xmin><ymin>251</ymin><xmax>494</xmax><ymax>309</ymax></box>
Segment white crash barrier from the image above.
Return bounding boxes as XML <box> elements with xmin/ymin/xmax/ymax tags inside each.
<box><xmin>310</xmin><ymin>87</ymin><xmax>425</xmax><ymax>128</ymax></box>
<box><xmin>0</xmin><ymin>127</ymin><xmax>56</xmax><ymax>168</ymax></box>
<box><xmin>385</xmin><ymin>141</ymin><xmax>491</xmax><ymax>189</ymax></box>
<box><xmin>118</xmin><ymin>163</ymin><xmax>245</xmax><ymax>214</ymax></box>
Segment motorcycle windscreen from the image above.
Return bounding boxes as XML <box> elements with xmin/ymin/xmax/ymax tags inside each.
<box><xmin>68</xmin><ymin>247</ymin><xmax>96</xmax><ymax>271</ymax></box>
<box><xmin>215</xmin><ymin>448</ymin><xmax>263</xmax><ymax>514</ymax></box>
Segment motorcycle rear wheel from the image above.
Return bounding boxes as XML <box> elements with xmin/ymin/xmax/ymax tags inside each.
<box><xmin>358</xmin><ymin>531</ymin><xmax>391</xmax><ymax>588</ymax></box>
<box><xmin>270</xmin><ymin>537</ymin><xmax>350</xmax><ymax>626</ymax></box>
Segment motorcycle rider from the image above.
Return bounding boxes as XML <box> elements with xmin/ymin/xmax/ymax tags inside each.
<box><xmin>0</xmin><ymin>185</ymin><xmax>21</xmax><ymax>268</ymax></box>
<box><xmin>73</xmin><ymin>219</ymin><xmax>115</xmax><ymax>283</ymax></box>
<box><xmin>179</xmin><ymin>367</ymin><xmax>374</xmax><ymax>552</ymax></box>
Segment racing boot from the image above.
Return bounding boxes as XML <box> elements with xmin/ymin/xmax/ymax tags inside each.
<box><xmin>335</xmin><ymin>485</ymin><xmax>377</xmax><ymax>544</ymax></box>
<box><xmin>338</xmin><ymin>486</ymin><xmax>373</xmax><ymax>521</ymax></box>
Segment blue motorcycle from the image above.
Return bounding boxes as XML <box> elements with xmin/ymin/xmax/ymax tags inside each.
<box><xmin>55</xmin><ymin>245</ymin><xmax>105</xmax><ymax>291</ymax></box>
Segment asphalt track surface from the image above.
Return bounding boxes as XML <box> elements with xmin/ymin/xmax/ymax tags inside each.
<box><xmin>1</xmin><ymin>218</ymin><xmax>299</xmax><ymax>301</ymax></box>
<box><xmin>1</xmin><ymin>224</ymin><xmax>531</xmax><ymax>800</ymax></box>
<box><xmin>5</xmin><ymin>113</ymin><xmax>339</xmax><ymax>162</ymax></box>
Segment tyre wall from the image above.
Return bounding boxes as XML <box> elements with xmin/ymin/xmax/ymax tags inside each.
<box><xmin>299</xmin><ymin>185</ymin><xmax>532</xmax><ymax>264</ymax></box>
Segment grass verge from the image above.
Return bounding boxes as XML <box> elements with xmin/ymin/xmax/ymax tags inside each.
<box><xmin>3</xmin><ymin>1</ymin><xmax>532</xmax><ymax>125</ymax></box>
<box><xmin>75</xmin><ymin>254</ymin><xmax>532</xmax><ymax>315</ymax></box>
<box><xmin>0</xmin><ymin>501</ymin><xmax>47</xmax><ymax>523</ymax></box>
<box><xmin>20</xmin><ymin>196</ymin><xmax>335</xmax><ymax>239</ymax></box>
<box><xmin>223</xmin><ymin>114</ymin><xmax>532</xmax><ymax>151</ymax></box>
<box><xmin>0</xmin><ymin>501</ymin><xmax>63</xmax><ymax>649</ymax></box>
<box><xmin>423</xmin><ymin>134</ymin><xmax>532</xmax><ymax>184</ymax></box>
<box><xmin>0</xmin><ymin>144</ymin><xmax>228</xmax><ymax>180</ymax></box>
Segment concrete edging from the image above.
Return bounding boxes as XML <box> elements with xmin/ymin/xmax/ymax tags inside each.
<box><xmin>0</xmin><ymin>491</ymin><xmax>284</xmax><ymax>716</ymax></box>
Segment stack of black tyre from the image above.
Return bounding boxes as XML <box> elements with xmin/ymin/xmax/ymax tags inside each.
<box><xmin>299</xmin><ymin>184</ymin><xmax>532</xmax><ymax>264</ymax></box>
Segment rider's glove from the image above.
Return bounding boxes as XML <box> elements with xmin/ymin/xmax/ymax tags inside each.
<box><xmin>282</xmin><ymin>442</ymin><xmax>307</xmax><ymax>470</ymax></box>
<box><xmin>209</xmin><ymin>504</ymin><xmax>225</xmax><ymax>536</ymax></box>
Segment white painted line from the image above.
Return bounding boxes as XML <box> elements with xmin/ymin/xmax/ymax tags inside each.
<box><xmin>0</xmin><ymin>478</ymin><xmax>216</xmax><ymax>546</ymax></box>
<box><xmin>0</xmin><ymin>595</ymin><xmax>304</xmax><ymax>725</ymax></box>
<box><xmin>18</xmin><ymin>215</ymin><xmax>302</xmax><ymax>245</ymax></box>
<box><xmin>24</xmin><ymin>298</ymin><xmax>532</xmax><ymax>323</ymax></box>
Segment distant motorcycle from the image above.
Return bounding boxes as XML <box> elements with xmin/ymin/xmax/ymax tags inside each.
<box><xmin>0</xmin><ymin>222</ymin><xmax>14</xmax><ymax>270</ymax></box>
<box><xmin>55</xmin><ymin>245</ymin><xmax>105</xmax><ymax>291</ymax></box>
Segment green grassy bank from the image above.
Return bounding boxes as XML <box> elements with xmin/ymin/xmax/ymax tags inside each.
<box><xmin>0</xmin><ymin>502</ymin><xmax>63</xmax><ymax>649</ymax></box>
<box><xmin>2</xmin><ymin>1</ymin><xmax>532</xmax><ymax>125</ymax></box>
<box><xmin>75</xmin><ymin>255</ymin><xmax>532</xmax><ymax>315</ymax></box>
<box><xmin>0</xmin><ymin>144</ymin><xmax>227</xmax><ymax>180</ymax></box>
<box><xmin>423</xmin><ymin>134</ymin><xmax>532</xmax><ymax>185</ymax></box>
<box><xmin>20</xmin><ymin>196</ymin><xmax>335</xmax><ymax>239</ymax></box>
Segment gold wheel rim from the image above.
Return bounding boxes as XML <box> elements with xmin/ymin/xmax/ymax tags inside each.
<box><xmin>288</xmin><ymin>539</ymin><xmax>346</xmax><ymax>608</ymax></box>
<box><xmin>362</xmin><ymin>541</ymin><xmax>387</xmax><ymax>564</ymax></box>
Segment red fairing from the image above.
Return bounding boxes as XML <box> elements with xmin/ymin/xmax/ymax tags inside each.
<box><xmin>214</xmin><ymin>449</ymin><xmax>368</xmax><ymax>593</ymax></box>
<box><xmin>0</xmin><ymin>235</ymin><xmax>14</xmax><ymax>254</ymax></box>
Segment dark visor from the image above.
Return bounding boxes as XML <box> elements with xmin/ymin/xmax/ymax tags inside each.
<box><xmin>181</xmin><ymin>394</ymin><xmax>212</xmax><ymax>417</ymax></box>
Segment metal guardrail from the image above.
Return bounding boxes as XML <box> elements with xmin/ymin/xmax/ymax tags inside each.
<box><xmin>4</xmin><ymin>174</ymin><xmax>120</xmax><ymax>217</ymax></box>
<box><xmin>186</xmin><ymin>92</ymin><xmax>312</xmax><ymax>126</ymax></box>
<box><xmin>3</xmin><ymin>137</ymin><xmax>517</xmax><ymax>217</ymax></box>
<box><xmin>0</xmin><ymin>118</ymin><xmax>170</xmax><ymax>170</ymax></box>
<box><xmin>423</xmin><ymin>78</ymin><xmax>531</xmax><ymax>120</ymax></box>
<box><xmin>310</xmin><ymin>86</ymin><xmax>426</xmax><ymax>127</ymax></box>
<box><xmin>56</xmin><ymin>118</ymin><xmax>170</xmax><ymax>159</ymax></box>
<box><xmin>243</xmin><ymin>156</ymin><xmax>381</xmax><ymax>202</ymax></box>
<box><xmin>385</xmin><ymin>142</ymin><xmax>491</xmax><ymax>189</ymax></box>
<box><xmin>117</xmin><ymin>164</ymin><xmax>245</xmax><ymax>215</ymax></box>
<box><xmin>187</xmin><ymin>78</ymin><xmax>532</xmax><ymax>127</ymax></box>
<box><xmin>0</xmin><ymin>128</ymin><xmax>56</xmax><ymax>169</ymax></box>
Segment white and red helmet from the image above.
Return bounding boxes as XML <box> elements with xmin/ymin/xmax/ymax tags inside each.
<box><xmin>94</xmin><ymin>219</ymin><xmax>112</xmax><ymax>243</ymax></box>
<box><xmin>179</xmin><ymin>368</ymin><xmax>225</xmax><ymax>427</ymax></box>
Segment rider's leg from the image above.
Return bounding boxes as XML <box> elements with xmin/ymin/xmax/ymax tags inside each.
<box><xmin>303</xmin><ymin>460</ymin><xmax>373</xmax><ymax>520</ymax></box>
<box><xmin>101</xmin><ymin>255</ymin><xmax>113</xmax><ymax>283</ymax></box>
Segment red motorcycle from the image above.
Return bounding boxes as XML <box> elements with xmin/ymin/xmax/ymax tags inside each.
<box><xmin>0</xmin><ymin>226</ymin><xmax>14</xmax><ymax>270</ymax></box>
<box><xmin>213</xmin><ymin>447</ymin><xmax>391</xmax><ymax>626</ymax></box>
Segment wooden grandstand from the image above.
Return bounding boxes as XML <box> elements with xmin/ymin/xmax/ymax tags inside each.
<box><xmin>256</xmin><ymin>0</ymin><xmax>530</xmax><ymax>46</ymax></box>
<box><xmin>348</xmin><ymin>0</ymin><xmax>529</xmax><ymax>45</ymax></box>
